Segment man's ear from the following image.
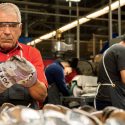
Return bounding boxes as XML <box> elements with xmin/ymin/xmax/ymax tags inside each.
<box><xmin>19</xmin><ymin>23</ymin><xmax>22</xmax><ymax>36</ymax></box>
<box><xmin>17</xmin><ymin>23</ymin><xmax>22</xmax><ymax>39</ymax></box>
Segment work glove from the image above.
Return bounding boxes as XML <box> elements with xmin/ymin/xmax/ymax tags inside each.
<box><xmin>0</xmin><ymin>55</ymin><xmax>37</xmax><ymax>93</ymax></box>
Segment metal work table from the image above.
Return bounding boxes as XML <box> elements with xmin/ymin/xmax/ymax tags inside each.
<box><xmin>61</xmin><ymin>94</ymin><xmax>95</xmax><ymax>108</ymax></box>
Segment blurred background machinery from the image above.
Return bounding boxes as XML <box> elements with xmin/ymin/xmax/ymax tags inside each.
<box><xmin>52</xmin><ymin>30</ymin><xmax>75</xmax><ymax>58</ymax></box>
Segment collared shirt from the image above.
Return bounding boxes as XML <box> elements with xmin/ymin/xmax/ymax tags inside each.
<box><xmin>0</xmin><ymin>42</ymin><xmax>48</xmax><ymax>87</ymax></box>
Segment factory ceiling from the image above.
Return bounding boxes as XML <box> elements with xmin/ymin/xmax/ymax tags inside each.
<box><xmin>0</xmin><ymin>0</ymin><xmax>125</xmax><ymax>58</ymax></box>
<box><xmin>1</xmin><ymin>0</ymin><xmax>124</xmax><ymax>41</ymax></box>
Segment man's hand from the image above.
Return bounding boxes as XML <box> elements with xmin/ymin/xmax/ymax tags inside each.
<box><xmin>0</xmin><ymin>55</ymin><xmax>37</xmax><ymax>93</ymax></box>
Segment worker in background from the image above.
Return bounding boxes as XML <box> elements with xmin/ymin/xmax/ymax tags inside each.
<box><xmin>0</xmin><ymin>3</ymin><xmax>48</xmax><ymax>109</ymax></box>
<box><xmin>95</xmin><ymin>35</ymin><xmax>125</xmax><ymax>110</ymax></box>
<box><xmin>45</xmin><ymin>58</ymin><xmax>78</xmax><ymax>105</ymax></box>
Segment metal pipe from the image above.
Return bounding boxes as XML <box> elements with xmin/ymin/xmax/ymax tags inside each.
<box><xmin>55</xmin><ymin>0</ymin><xmax>60</xmax><ymax>29</ymax></box>
<box><xmin>93</xmin><ymin>34</ymin><xmax>108</xmax><ymax>38</ymax></box>
<box><xmin>20</xmin><ymin>9</ymin><xmax>122</xmax><ymax>22</ymax></box>
<box><xmin>109</xmin><ymin>0</ymin><xmax>113</xmax><ymax>43</ymax></box>
<box><xmin>68</xmin><ymin>0</ymin><xmax>72</xmax><ymax>34</ymax></box>
<box><xmin>99</xmin><ymin>40</ymin><xmax>103</xmax><ymax>51</ymax></box>
<box><xmin>20</xmin><ymin>9</ymin><xmax>76</xmax><ymax>18</ymax></box>
<box><xmin>69</xmin><ymin>1</ymin><xmax>72</xmax><ymax>22</ymax></box>
<box><xmin>24</xmin><ymin>4</ymin><xmax>28</xmax><ymax>37</ymax></box>
<box><xmin>118</xmin><ymin>0</ymin><xmax>121</xmax><ymax>36</ymax></box>
<box><xmin>76</xmin><ymin>2</ymin><xmax>80</xmax><ymax>59</ymax></box>
<box><xmin>92</xmin><ymin>34</ymin><xmax>96</xmax><ymax>57</ymax></box>
<box><xmin>0</xmin><ymin>0</ymin><xmax>92</xmax><ymax>12</ymax></box>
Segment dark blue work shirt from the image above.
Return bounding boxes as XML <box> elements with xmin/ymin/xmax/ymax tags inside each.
<box><xmin>45</xmin><ymin>61</ymin><xmax>70</xmax><ymax>96</ymax></box>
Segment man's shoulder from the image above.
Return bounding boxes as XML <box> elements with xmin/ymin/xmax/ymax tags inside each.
<box><xmin>46</xmin><ymin>62</ymin><xmax>62</xmax><ymax>71</ymax></box>
<box><xmin>19</xmin><ymin>43</ymin><xmax>39</xmax><ymax>52</ymax></box>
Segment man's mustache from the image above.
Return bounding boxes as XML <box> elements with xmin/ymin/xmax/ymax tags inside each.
<box><xmin>1</xmin><ymin>38</ymin><xmax>13</xmax><ymax>41</ymax></box>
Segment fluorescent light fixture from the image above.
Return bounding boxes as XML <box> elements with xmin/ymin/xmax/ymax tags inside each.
<box><xmin>66</xmin><ymin>0</ymin><xmax>81</xmax><ymax>2</ymax></box>
<box><xmin>28</xmin><ymin>31</ymin><xmax>56</xmax><ymax>45</ymax></box>
<box><xmin>27</xmin><ymin>0</ymin><xmax>125</xmax><ymax>45</ymax></box>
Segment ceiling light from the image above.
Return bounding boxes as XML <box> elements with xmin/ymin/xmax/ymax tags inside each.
<box><xmin>27</xmin><ymin>0</ymin><xmax>125</xmax><ymax>45</ymax></box>
<box><xmin>66</xmin><ymin>0</ymin><xmax>81</xmax><ymax>2</ymax></box>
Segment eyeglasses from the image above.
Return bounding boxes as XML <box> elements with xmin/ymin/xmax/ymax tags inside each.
<box><xmin>0</xmin><ymin>22</ymin><xmax>21</xmax><ymax>31</ymax></box>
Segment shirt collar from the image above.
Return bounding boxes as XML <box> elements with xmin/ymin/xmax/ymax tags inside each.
<box><xmin>55</xmin><ymin>60</ymin><xmax>64</xmax><ymax>69</ymax></box>
<box><xmin>18</xmin><ymin>42</ymin><xmax>23</xmax><ymax>49</ymax></box>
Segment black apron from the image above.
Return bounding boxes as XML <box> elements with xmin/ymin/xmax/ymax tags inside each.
<box><xmin>46</xmin><ymin>83</ymin><xmax>62</xmax><ymax>105</ymax></box>
<box><xmin>110</xmin><ymin>83</ymin><xmax>125</xmax><ymax>110</ymax></box>
<box><xmin>0</xmin><ymin>84</ymin><xmax>39</xmax><ymax>109</ymax></box>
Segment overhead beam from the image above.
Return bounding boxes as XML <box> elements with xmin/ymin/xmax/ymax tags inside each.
<box><xmin>21</xmin><ymin>9</ymin><xmax>123</xmax><ymax>22</ymax></box>
<box><xmin>0</xmin><ymin>0</ymin><xmax>94</xmax><ymax>12</ymax></box>
<box><xmin>27</xmin><ymin>0</ymin><xmax>125</xmax><ymax>45</ymax></box>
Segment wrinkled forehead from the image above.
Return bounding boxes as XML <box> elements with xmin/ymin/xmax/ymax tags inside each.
<box><xmin>0</xmin><ymin>4</ymin><xmax>19</xmax><ymax>22</ymax></box>
<box><xmin>0</xmin><ymin>11</ymin><xmax>18</xmax><ymax>22</ymax></box>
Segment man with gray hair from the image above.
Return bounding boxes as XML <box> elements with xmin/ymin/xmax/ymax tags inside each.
<box><xmin>0</xmin><ymin>3</ymin><xmax>48</xmax><ymax>109</ymax></box>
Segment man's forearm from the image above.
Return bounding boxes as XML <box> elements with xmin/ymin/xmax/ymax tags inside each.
<box><xmin>28</xmin><ymin>80</ymin><xmax>48</xmax><ymax>101</ymax></box>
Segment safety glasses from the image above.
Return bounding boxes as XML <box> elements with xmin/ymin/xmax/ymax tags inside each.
<box><xmin>0</xmin><ymin>22</ymin><xmax>21</xmax><ymax>31</ymax></box>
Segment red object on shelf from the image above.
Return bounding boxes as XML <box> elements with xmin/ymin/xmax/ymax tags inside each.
<box><xmin>65</xmin><ymin>69</ymin><xmax>78</xmax><ymax>84</ymax></box>
<box><xmin>43</xmin><ymin>59</ymin><xmax>55</xmax><ymax>68</ymax></box>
